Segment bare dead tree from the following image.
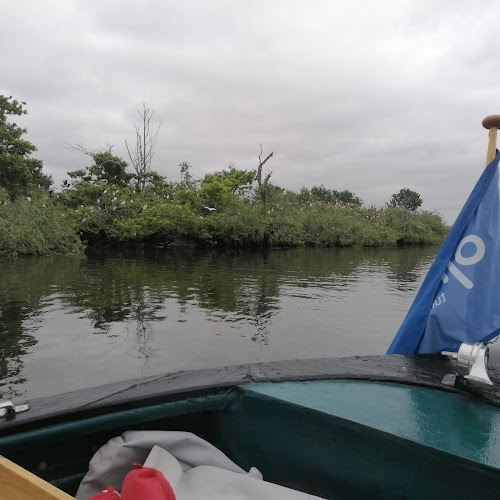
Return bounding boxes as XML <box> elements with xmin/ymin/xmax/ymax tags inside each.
<box><xmin>255</xmin><ymin>143</ymin><xmax>274</xmax><ymax>204</ymax></box>
<box><xmin>125</xmin><ymin>102</ymin><xmax>161</xmax><ymax>192</ymax></box>
<box><xmin>67</xmin><ymin>142</ymin><xmax>114</xmax><ymax>159</ymax></box>
<box><xmin>256</xmin><ymin>143</ymin><xmax>273</xmax><ymax>187</ymax></box>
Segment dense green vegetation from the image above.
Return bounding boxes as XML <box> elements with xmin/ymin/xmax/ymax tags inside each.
<box><xmin>387</xmin><ymin>187</ymin><xmax>423</xmax><ymax>212</ymax></box>
<box><xmin>0</xmin><ymin>96</ymin><xmax>52</xmax><ymax>198</ymax></box>
<box><xmin>0</xmin><ymin>190</ymin><xmax>82</xmax><ymax>257</ymax></box>
<box><xmin>0</xmin><ymin>96</ymin><xmax>449</xmax><ymax>257</ymax></box>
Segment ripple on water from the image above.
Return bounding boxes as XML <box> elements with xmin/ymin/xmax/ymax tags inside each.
<box><xmin>0</xmin><ymin>246</ymin><xmax>438</xmax><ymax>399</ymax></box>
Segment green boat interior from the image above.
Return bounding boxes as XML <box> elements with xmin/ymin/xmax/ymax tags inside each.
<box><xmin>1</xmin><ymin>378</ymin><xmax>500</xmax><ymax>500</ymax></box>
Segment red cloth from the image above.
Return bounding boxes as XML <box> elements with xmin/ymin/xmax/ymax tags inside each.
<box><xmin>87</xmin><ymin>465</ymin><xmax>176</xmax><ymax>500</ymax></box>
<box><xmin>121</xmin><ymin>465</ymin><xmax>176</xmax><ymax>500</ymax></box>
<box><xmin>86</xmin><ymin>487</ymin><xmax>120</xmax><ymax>499</ymax></box>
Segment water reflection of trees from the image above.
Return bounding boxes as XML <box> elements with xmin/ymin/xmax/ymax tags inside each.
<box><xmin>0</xmin><ymin>256</ymin><xmax>86</xmax><ymax>398</ymax></box>
<box><xmin>372</xmin><ymin>246</ymin><xmax>438</xmax><ymax>292</ymax></box>
<box><xmin>0</xmin><ymin>246</ymin><xmax>438</xmax><ymax>398</ymax></box>
<box><xmin>0</xmin><ymin>301</ymin><xmax>33</xmax><ymax>397</ymax></box>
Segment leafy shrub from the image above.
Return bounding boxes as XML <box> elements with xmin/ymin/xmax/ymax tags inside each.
<box><xmin>0</xmin><ymin>191</ymin><xmax>82</xmax><ymax>257</ymax></box>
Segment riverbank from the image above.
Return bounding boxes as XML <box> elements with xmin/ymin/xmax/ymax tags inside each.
<box><xmin>0</xmin><ymin>187</ymin><xmax>448</xmax><ymax>257</ymax></box>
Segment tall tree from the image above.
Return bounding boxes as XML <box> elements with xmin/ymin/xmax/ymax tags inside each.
<box><xmin>179</xmin><ymin>161</ymin><xmax>196</xmax><ymax>189</ymax></box>
<box><xmin>26</xmin><ymin>158</ymin><xmax>52</xmax><ymax>190</ymax></box>
<box><xmin>334</xmin><ymin>189</ymin><xmax>362</xmax><ymax>206</ymax></box>
<box><xmin>203</xmin><ymin>164</ymin><xmax>255</xmax><ymax>196</ymax></box>
<box><xmin>125</xmin><ymin>102</ymin><xmax>161</xmax><ymax>192</ymax></box>
<box><xmin>309</xmin><ymin>186</ymin><xmax>362</xmax><ymax>206</ymax></box>
<box><xmin>68</xmin><ymin>144</ymin><xmax>133</xmax><ymax>187</ymax></box>
<box><xmin>387</xmin><ymin>188</ymin><xmax>423</xmax><ymax>212</ymax></box>
<box><xmin>0</xmin><ymin>95</ymin><xmax>51</xmax><ymax>198</ymax></box>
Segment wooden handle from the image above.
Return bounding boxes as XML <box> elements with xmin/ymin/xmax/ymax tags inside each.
<box><xmin>482</xmin><ymin>115</ymin><xmax>500</xmax><ymax>129</ymax></box>
<box><xmin>0</xmin><ymin>456</ymin><xmax>75</xmax><ymax>499</ymax></box>
<box><xmin>483</xmin><ymin>115</ymin><xmax>500</xmax><ymax>165</ymax></box>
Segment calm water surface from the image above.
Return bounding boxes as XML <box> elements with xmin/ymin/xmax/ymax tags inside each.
<box><xmin>0</xmin><ymin>246</ymin><xmax>439</xmax><ymax>400</ymax></box>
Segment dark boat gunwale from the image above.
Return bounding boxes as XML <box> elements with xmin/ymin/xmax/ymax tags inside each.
<box><xmin>1</xmin><ymin>353</ymin><xmax>500</xmax><ymax>436</ymax></box>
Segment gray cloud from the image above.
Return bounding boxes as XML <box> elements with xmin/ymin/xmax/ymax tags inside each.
<box><xmin>3</xmin><ymin>0</ymin><xmax>499</xmax><ymax>223</ymax></box>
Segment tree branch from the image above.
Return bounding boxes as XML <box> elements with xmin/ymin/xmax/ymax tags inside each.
<box><xmin>256</xmin><ymin>143</ymin><xmax>274</xmax><ymax>187</ymax></box>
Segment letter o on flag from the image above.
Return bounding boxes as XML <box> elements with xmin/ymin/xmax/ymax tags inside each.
<box><xmin>455</xmin><ymin>235</ymin><xmax>485</xmax><ymax>266</ymax></box>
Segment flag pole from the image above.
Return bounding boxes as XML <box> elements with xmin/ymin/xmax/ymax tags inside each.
<box><xmin>482</xmin><ymin>115</ymin><xmax>500</xmax><ymax>165</ymax></box>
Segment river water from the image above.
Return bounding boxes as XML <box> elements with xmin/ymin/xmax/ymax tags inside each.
<box><xmin>0</xmin><ymin>246</ymin><xmax>440</xmax><ymax>401</ymax></box>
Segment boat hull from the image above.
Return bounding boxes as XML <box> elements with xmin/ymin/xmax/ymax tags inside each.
<box><xmin>1</xmin><ymin>355</ymin><xmax>500</xmax><ymax>499</ymax></box>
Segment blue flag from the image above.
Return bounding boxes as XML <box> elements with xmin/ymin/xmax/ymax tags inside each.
<box><xmin>388</xmin><ymin>152</ymin><xmax>500</xmax><ymax>354</ymax></box>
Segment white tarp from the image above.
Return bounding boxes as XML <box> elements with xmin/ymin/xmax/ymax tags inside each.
<box><xmin>76</xmin><ymin>430</ymin><xmax>325</xmax><ymax>500</ymax></box>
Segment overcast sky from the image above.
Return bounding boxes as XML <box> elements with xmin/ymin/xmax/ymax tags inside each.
<box><xmin>2</xmin><ymin>0</ymin><xmax>499</xmax><ymax>223</ymax></box>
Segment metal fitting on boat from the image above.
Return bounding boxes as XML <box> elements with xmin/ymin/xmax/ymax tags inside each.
<box><xmin>442</xmin><ymin>342</ymin><xmax>493</xmax><ymax>389</ymax></box>
<box><xmin>456</xmin><ymin>342</ymin><xmax>493</xmax><ymax>388</ymax></box>
<box><xmin>0</xmin><ymin>401</ymin><xmax>29</xmax><ymax>419</ymax></box>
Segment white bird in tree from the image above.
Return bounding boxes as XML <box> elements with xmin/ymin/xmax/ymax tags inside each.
<box><xmin>203</xmin><ymin>206</ymin><xmax>216</xmax><ymax>212</ymax></box>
